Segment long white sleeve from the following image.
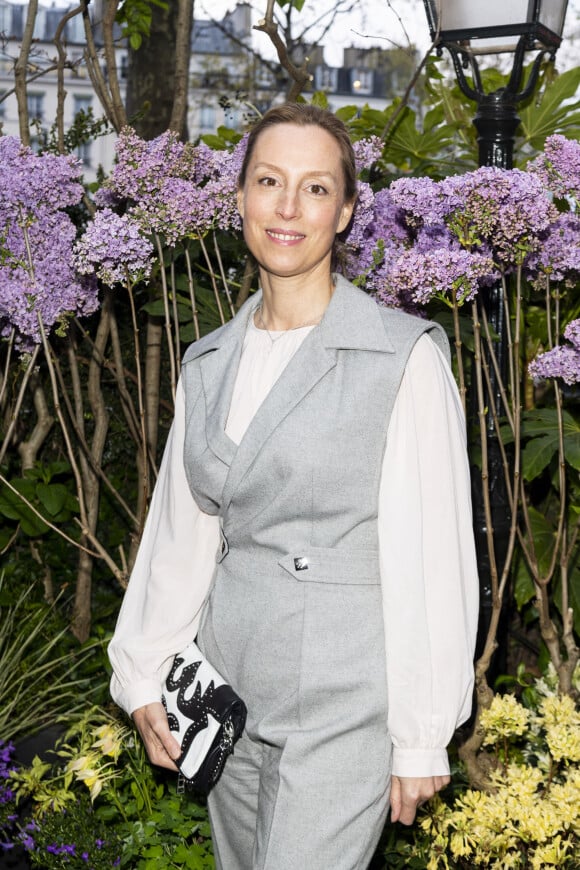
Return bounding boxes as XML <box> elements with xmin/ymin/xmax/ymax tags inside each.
<box><xmin>108</xmin><ymin>378</ymin><xmax>221</xmax><ymax>715</ymax></box>
<box><xmin>379</xmin><ymin>333</ymin><xmax>479</xmax><ymax>778</ymax></box>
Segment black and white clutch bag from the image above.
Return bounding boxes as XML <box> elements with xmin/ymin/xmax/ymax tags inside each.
<box><xmin>162</xmin><ymin>641</ymin><xmax>247</xmax><ymax>793</ymax></box>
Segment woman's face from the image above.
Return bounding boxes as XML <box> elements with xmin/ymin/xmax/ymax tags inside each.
<box><xmin>237</xmin><ymin>123</ymin><xmax>354</xmax><ymax>283</ymax></box>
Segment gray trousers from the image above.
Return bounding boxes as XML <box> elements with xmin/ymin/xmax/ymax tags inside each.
<box><xmin>198</xmin><ymin>551</ymin><xmax>392</xmax><ymax>870</ymax></box>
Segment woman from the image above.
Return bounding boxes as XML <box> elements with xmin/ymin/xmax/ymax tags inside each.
<box><xmin>109</xmin><ymin>104</ymin><xmax>479</xmax><ymax>869</ymax></box>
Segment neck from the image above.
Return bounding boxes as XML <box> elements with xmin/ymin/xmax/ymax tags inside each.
<box><xmin>257</xmin><ymin>269</ymin><xmax>335</xmax><ymax>331</ymax></box>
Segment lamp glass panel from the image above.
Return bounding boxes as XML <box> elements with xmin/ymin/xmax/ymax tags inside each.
<box><xmin>439</xmin><ymin>0</ymin><xmax>530</xmax><ymax>31</ymax></box>
<box><xmin>538</xmin><ymin>3</ymin><xmax>567</xmax><ymax>38</ymax></box>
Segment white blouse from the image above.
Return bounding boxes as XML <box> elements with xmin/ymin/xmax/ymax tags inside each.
<box><xmin>109</xmin><ymin>317</ymin><xmax>479</xmax><ymax>779</ymax></box>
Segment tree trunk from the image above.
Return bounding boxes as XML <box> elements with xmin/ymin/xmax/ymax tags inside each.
<box><xmin>125</xmin><ymin>0</ymin><xmax>194</xmax><ymax>139</ymax></box>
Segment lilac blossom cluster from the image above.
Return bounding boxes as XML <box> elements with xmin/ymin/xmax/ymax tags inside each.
<box><xmin>525</xmin><ymin>213</ymin><xmax>580</xmax><ymax>286</ymax></box>
<box><xmin>528</xmin><ymin>319</ymin><xmax>580</xmax><ymax>386</ymax></box>
<box><xmin>385</xmin><ymin>247</ymin><xmax>496</xmax><ymax>307</ymax></box>
<box><xmin>74</xmin><ymin>209</ymin><xmax>154</xmax><ymax>286</ymax></box>
<box><xmin>352</xmin><ymin>136</ymin><xmax>383</xmax><ymax>174</ymax></box>
<box><xmin>528</xmin><ymin>134</ymin><xmax>580</xmax><ymax>204</ymax></box>
<box><xmin>0</xmin><ymin>138</ymin><xmax>99</xmax><ymax>346</ymax></box>
<box><xmin>86</xmin><ymin>128</ymin><xmax>248</xmax><ymax>277</ymax></box>
<box><xmin>390</xmin><ymin>166</ymin><xmax>557</xmax><ymax>268</ymax></box>
<box><xmin>341</xmin><ymin>159</ymin><xmax>574</xmax><ymax>309</ymax></box>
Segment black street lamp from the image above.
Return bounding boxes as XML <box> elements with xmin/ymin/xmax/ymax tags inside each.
<box><xmin>422</xmin><ymin>1</ymin><xmax>569</xmax><ymax>168</ymax></box>
<box><xmin>421</xmin><ymin>0</ymin><xmax>569</xmax><ymax>672</ymax></box>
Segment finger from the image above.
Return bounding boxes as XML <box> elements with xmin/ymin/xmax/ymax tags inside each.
<box><xmin>149</xmin><ymin>714</ymin><xmax>182</xmax><ymax>760</ymax></box>
<box><xmin>389</xmin><ymin>776</ymin><xmax>402</xmax><ymax>823</ymax></box>
<box><xmin>133</xmin><ymin>704</ymin><xmax>181</xmax><ymax>770</ymax></box>
<box><xmin>434</xmin><ymin>774</ymin><xmax>451</xmax><ymax>793</ymax></box>
<box><xmin>397</xmin><ymin>799</ymin><xmax>418</xmax><ymax>826</ymax></box>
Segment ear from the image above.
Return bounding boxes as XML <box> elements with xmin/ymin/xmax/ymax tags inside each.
<box><xmin>237</xmin><ymin>188</ymin><xmax>244</xmax><ymax>220</ymax></box>
<box><xmin>336</xmin><ymin>199</ymin><xmax>355</xmax><ymax>235</ymax></box>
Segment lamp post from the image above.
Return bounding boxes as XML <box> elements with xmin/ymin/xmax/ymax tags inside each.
<box><xmin>421</xmin><ymin>0</ymin><xmax>569</xmax><ymax>670</ymax></box>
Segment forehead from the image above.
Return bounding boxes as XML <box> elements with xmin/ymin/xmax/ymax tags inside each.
<box><xmin>249</xmin><ymin>123</ymin><xmax>343</xmax><ymax>172</ymax></box>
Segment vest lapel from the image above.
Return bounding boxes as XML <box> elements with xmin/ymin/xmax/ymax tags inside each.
<box><xmin>220</xmin><ymin>330</ymin><xmax>337</xmax><ymax>513</ymax></box>
<box><xmin>185</xmin><ymin>276</ymin><xmax>396</xmax><ymax>515</ymax></box>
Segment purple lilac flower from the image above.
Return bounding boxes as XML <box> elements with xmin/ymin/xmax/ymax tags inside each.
<box><xmin>0</xmin><ymin>199</ymin><xmax>98</xmax><ymax>349</ymax></box>
<box><xmin>107</xmin><ymin>127</ymin><xmax>247</xmax><ymax>235</ymax></box>
<box><xmin>525</xmin><ymin>213</ymin><xmax>580</xmax><ymax>284</ymax></box>
<box><xmin>0</xmin><ymin>139</ymin><xmax>95</xmax><ymax>345</ymax></box>
<box><xmin>381</xmin><ymin>247</ymin><xmax>496</xmax><ymax>307</ymax></box>
<box><xmin>391</xmin><ymin>166</ymin><xmax>557</xmax><ymax>270</ymax></box>
<box><xmin>389</xmin><ymin>175</ymin><xmax>453</xmax><ymax>226</ymax></box>
<box><xmin>101</xmin><ymin>128</ymin><xmax>185</xmax><ymax>202</ymax></box>
<box><xmin>344</xmin><ymin>187</ymin><xmax>409</xmax><ymax>279</ymax></box>
<box><xmin>344</xmin><ymin>181</ymin><xmax>378</xmax><ymax>263</ymax></box>
<box><xmin>74</xmin><ymin>209</ymin><xmax>154</xmax><ymax>287</ymax></box>
<box><xmin>529</xmin><ymin>318</ymin><xmax>580</xmax><ymax>385</ymax></box>
<box><xmin>352</xmin><ymin>136</ymin><xmax>383</xmax><ymax>173</ymax></box>
<box><xmin>88</xmin><ymin>129</ymin><xmax>247</xmax><ymax>281</ymax></box>
<box><xmin>0</xmin><ymin>137</ymin><xmax>83</xmax><ymax>211</ymax></box>
<box><xmin>528</xmin><ymin>134</ymin><xmax>580</xmax><ymax>202</ymax></box>
<box><xmin>565</xmin><ymin>319</ymin><xmax>580</xmax><ymax>351</ymax></box>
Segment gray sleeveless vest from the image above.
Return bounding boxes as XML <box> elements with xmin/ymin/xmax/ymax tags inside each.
<box><xmin>180</xmin><ymin>275</ymin><xmax>448</xmax><ymax>583</ymax></box>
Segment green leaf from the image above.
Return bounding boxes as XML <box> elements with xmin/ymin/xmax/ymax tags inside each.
<box><xmin>311</xmin><ymin>91</ymin><xmax>329</xmax><ymax>109</ymax></box>
<box><xmin>522</xmin><ymin>434</ymin><xmax>557</xmax><ymax>481</ymax></box>
<box><xmin>35</xmin><ymin>482</ymin><xmax>68</xmax><ymax>517</ymax></box>
<box><xmin>514</xmin><ymin>557</ymin><xmax>536</xmax><ymax>609</ymax></box>
<box><xmin>335</xmin><ymin>105</ymin><xmax>358</xmax><ymax>123</ymax></box>
<box><xmin>519</xmin><ymin>67</ymin><xmax>580</xmax><ymax>149</ymax></box>
<box><xmin>200</xmin><ymin>134</ymin><xmax>227</xmax><ymax>150</ymax></box>
<box><xmin>514</xmin><ymin>506</ymin><xmax>558</xmax><ymax>612</ymax></box>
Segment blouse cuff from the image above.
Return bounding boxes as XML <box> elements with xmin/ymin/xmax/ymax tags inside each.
<box><xmin>391</xmin><ymin>746</ymin><xmax>450</xmax><ymax>778</ymax></box>
<box><xmin>110</xmin><ymin>674</ymin><xmax>163</xmax><ymax>717</ymax></box>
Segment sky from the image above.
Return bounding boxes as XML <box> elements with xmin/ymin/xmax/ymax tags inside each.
<box><xmin>197</xmin><ymin>0</ymin><xmax>580</xmax><ymax>71</ymax></box>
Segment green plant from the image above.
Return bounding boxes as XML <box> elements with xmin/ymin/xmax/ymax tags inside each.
<box><xmin>8</xmin><ymin>706</ymin><xmax>214</xmax><ymax>868</ymax></box>
<box><xmin>404</xmin><ymin>664</ymin><xmax>580</xmax><ymax>869</ymax></box>
<box><xmin>0</xmin><ymin>573</ymin><xmax>99</xmax><ymax>743</ymax></box>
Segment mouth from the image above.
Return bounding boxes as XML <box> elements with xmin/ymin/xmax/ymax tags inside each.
<box><xmin>266</xmin><ymin>229</ymin><xmax>306</xmax><ymax>243</ymax></box>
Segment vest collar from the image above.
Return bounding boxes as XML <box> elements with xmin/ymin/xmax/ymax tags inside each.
<box><xmin>182</xmin><ymin>274</ymin><xmax>395</xmax><ymax>364</ymax></box>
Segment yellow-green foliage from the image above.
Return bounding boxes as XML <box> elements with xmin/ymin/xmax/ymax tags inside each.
<box><xmin>417</xmin><ymin>666</ymin><xmax>580</xmax><ymax>869</ymax></box>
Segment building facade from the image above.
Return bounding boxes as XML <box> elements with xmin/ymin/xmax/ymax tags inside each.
<box><xmin>0</xmin><ymin>0</ymin><xmax>416</xmax><ymax>178</ymax></box>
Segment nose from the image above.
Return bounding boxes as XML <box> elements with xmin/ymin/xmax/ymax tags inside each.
<box><xmin>275</xmin><ymin>188</ymin><xmax>300</xmax><ymax>220</ymax></box>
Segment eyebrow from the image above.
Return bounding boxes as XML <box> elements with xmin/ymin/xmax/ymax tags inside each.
<box><xmin>252</xmin><ymin>162</ymin><xmax>338</xmax><ymax>181</ymax></box>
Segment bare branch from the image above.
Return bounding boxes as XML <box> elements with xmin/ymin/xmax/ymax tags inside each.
<box><xmin>254</xmin><ymin>10</ymin><xmax>312</xmax><ymax>102</ymax></box>
<box><xmin>53</xmin><ymin>3</ymin><xmax>85</xmax><ymax>152</ymax></box>
<box><xmin>14</xmin><ymin>0</ymin><xmax>38</xmax><ymax>144</ymax></box>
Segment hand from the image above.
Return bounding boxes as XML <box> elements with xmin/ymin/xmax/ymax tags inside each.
<box><xmin>132</xmin><ymin>702</ymin><xmax>182</xmax><ymax>771</ymax></box>
<box><xmin>389</xmin><ymin>774</ymin><xmax>450</xmax><ymax>826</ymax></box>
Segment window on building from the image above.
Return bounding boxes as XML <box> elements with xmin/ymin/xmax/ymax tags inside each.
<box><xmin>315</xmin><ymin>66</ymin><xmax>338</xmax><ymax>92</ymax></box>
<box><xmin>200</xmin><ymin>103</ymin><xmax>215</xmax><ymax>130</ymax></box>
<box><xmin>74</xmin><ymin>95</ymin><xmax>92</xmax><ymax>116</ymax></box>
<box><xmin>0</xmin><ymin>6</ymin><xmax>12</xmax><ymax>35</ymax></box>
<box><xmin>350</xmin><ymin>69</ymin><xmax>373</xmax><ymax>96</ymax></box>
<box><xmin>73</xmin><ymin>95</ymin><xmax>93</xmax><ymax>166</ymax></box>
<box><xmin>66</xmin><ymin>13</ymin><xmax>85</xmax><ymax>44</ymax></box>
<box><xmin>27</xmin><ymin>92</ymin><xmax>44</xmax><ymax>122</ymax></box>
<box><xmin>32</xmin><ymin>9</ymin><xmax>46</xmax><ymax>40</ymax></box>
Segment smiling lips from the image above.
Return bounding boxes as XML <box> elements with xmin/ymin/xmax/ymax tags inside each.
<box><xmin>266</xmin><ymin>229</ymin><xmax>306</xmax><ymax>244</ymax></box>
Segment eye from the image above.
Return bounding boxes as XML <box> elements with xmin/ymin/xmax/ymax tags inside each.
<box><xmin>307</xmin><ymin>183</ymin><xmax>328</xmax><ymax>196</ymax></box>
<box><xmin>258</xmin><ymin>176</ymin><xmax>278</xmax><ymax>187</ymax></box>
